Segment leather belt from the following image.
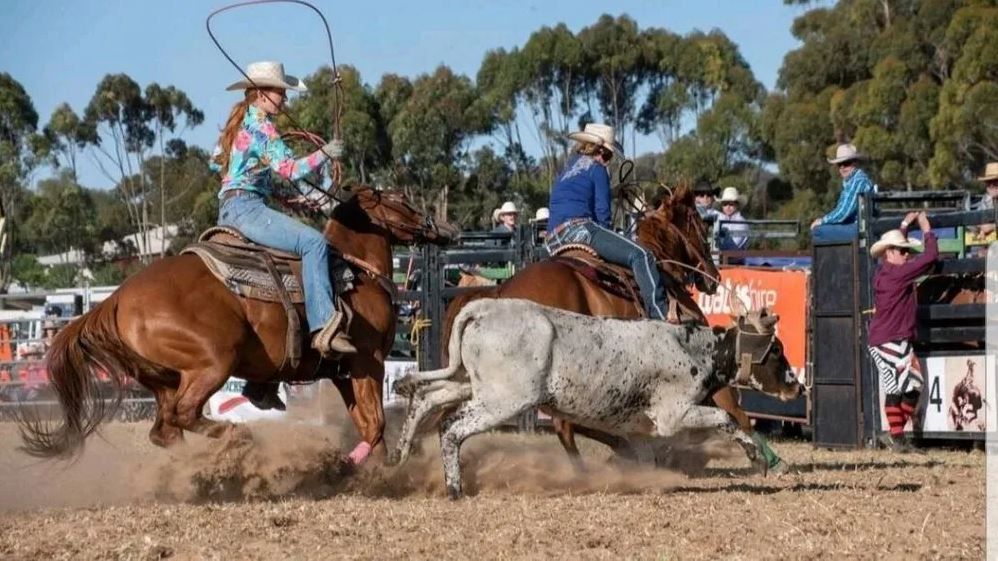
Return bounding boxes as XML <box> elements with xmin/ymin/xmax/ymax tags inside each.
<box><xmin>221</xmin><ymin>189</ymin><xmax>259</xmax><ymax>201</ymax></box>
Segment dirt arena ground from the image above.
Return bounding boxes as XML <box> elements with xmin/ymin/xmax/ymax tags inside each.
<box><xmin>0</xmin><ymin>413</ymin><xmax>985</xmax><ymax>561</ymax></box>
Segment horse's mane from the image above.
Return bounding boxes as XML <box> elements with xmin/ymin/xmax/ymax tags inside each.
<box><xmin>635</xmin><ymin>181</ymin><xmax>700</xmax><ymax>267</ymax></box>
<box><xmin>329</xmin><ymin>186</ymin><xmax>376</xmax><ymax>231</ymax></box>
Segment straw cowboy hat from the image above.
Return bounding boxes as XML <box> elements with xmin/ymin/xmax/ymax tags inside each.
<box><xmin>532</xmin><ymin>207</ymin><xmax>550</xmax><ymax>222</ymax></box>
<box><xmin>978</xmin><ymin>162</ymin><xmax>998</xmax><ymax>182</ymax></box>
<box><xmin>717</xmin><ymin>187</ymin><xmax>746</xmax><ymax>207</ymax></box>
<box><xmin>827</xmin><ymin>143</ymin><xmax>864</xmax><ymax>165</ymax></box>
<box><xmin>497</xmin><ymin>201</ymin><xmax>519</xmax><ymax>216</ymax></box>
<box><xmin>869</xmin><ymin>229</ymin><xmax>923</xmax><ymax>258</ymax></box>
<box><xmin>567</xmin><ymin>123</ymin><xmax>624</xmax><ymax>155</ymax></box>
<box><xmin>226</xmin><ymin>61</ymin><xmax>307</xmax><ymax>92</ymax></box>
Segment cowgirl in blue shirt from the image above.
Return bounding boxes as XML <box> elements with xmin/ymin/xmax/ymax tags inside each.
<box><xmin>546</xmin><ymin>124</ymin><xmax>669</xmax><ymax>319</ymax></box>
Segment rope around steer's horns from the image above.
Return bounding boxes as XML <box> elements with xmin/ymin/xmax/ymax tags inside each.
<box><xmin>206</xmin><ymin>0</ymin><xmax>347</xmax><ymax>196</ymax></box>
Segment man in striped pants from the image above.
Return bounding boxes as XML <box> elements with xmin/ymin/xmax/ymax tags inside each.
<box><xmin>867</xmin><ymin>211</ymin><xmax>938</xmax><ymax>452</ymax></box>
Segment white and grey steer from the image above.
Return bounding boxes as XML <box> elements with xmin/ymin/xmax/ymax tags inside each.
<box><xmin>391</xmin><ymin>298</ymin><xmax>801</xmax><ymax>499</ymax></box>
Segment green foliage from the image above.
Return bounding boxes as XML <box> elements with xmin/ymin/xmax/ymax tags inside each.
<box><xmin>9</xmin><ymin>254</ymin><xmax>46</xmax><ymax>290</ymax></box>
<box><xmin>766</xmin><ymin>0</ymin><xmax>997</xmax><ymax>194</ymax></box>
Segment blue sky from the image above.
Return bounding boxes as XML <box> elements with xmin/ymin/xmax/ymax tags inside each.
<box><xmin>1</xmin><ymin>0</ymin><xmax>811</xmax><ymax>189</ymax></box>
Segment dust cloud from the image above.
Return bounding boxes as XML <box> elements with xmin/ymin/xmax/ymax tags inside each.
<box><xmin>0</xmin><ymin>385</ymin><xmax>738</xmax><ymax>509</ymax></box>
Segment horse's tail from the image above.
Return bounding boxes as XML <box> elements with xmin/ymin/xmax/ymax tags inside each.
<box><xmin>440</xmin><ymin>286</ymin><xmax>497</xmax><ymax>363</ymax></box>
<box><xmin>19</xmin><ymin>293</ymin><xmax>141</xmax><ymax>458</ymax></box>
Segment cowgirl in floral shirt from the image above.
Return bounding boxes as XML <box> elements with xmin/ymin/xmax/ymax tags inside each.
<box><xmin>210</xmin><ymin>61</ymin><xmax>355</xmax><ymax>363</ymax></box>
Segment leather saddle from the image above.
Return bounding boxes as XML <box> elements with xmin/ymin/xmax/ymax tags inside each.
<box><xmin>549</xmin><ymin>245</ymin><xmax>705</xmax><ymax>324</ymax></box>
<box><xmin>180</xmin><ymin>226</ymin><xmax>356</xmax><ymax>370</ymax></box>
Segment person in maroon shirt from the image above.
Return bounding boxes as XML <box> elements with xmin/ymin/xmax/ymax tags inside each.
<box><xmin>867</xmin><ymin>211</ymin><xmax>938</xmax><ymax>452</ymax></box>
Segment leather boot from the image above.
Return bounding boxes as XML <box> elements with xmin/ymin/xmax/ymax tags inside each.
<box><xmin>311</xmin><ymin>310</ymin><xmax>358</xmax><ymax>356</ymax></box>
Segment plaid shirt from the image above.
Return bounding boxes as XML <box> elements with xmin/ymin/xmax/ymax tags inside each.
<box><xmin>823</xmin><ymin>168</ymin><xmax>874</xmax><ymax>224</ymax></box>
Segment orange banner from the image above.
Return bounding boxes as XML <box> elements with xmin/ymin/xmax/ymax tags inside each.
<box><xmin>691</xmin><ymin>268</ymin><xmax>809</xmax><ymax>382</ymax></box>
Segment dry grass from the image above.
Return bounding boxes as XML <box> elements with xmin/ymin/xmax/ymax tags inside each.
<box><xmin>0</xmin><ymin>421</ymin><xmax>984</xmax><ymax>561</ymax></box>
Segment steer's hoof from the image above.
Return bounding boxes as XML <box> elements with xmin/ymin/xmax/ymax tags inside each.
<box><xmin>768</xmin><ymin>460</ymin><xmax>794</xmax><ymax>477</ymax></box>
<box><xmin>386</xmin><ymin>450</ymin><xmax>401</xmax><ymax>467</ymax></box>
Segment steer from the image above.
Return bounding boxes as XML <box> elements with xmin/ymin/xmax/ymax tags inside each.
<box><xmin>392</xmin><ymin>298</ymin><xmax>802</xmax><ymax>499</ymax></box>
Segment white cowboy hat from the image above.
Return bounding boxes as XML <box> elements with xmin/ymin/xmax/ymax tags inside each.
<box><xmin>226</xmin><ymin>61</ymin><xmax>307</xmax><ymax>92</ymax></box>
<box><xmin>533</xmin><ymin>207</ymin><xmax>549</xmax><ymax>222</ymax></box>
<box><xmin>827</xmin><ymin>143</ymin><xmax>864</xmax><ymax>164</ymax></box>
<box><xmin>869</xmin><ymin>229</ymin><xmax>923</xmax><ymax>258</ymax></box>
<box><xmin>978</xmin><ymin>162</ymin><xmax>998</xmax><ymax>182</ymax></box>
<box><xmin>567</xmin><ymin>123</ymin><xmax>624</xmax><ymax>155</ymax></box>
<box><xmin>717</xmin><ymin>187</ymin><xmax>746</xmax><ymax>206</ymax></box>
<box><xmin>497</xmin><ymin>201</ymin><xmax>518</xmax><ymax>216</ymax></box>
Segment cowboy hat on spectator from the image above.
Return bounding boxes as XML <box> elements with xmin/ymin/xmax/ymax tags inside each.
<box><xmin>693</xmin><ymin>181</ymin><xmax>720</xmax><ymax>196</ymax></box>
<box><xmin>870</xmin><ymin>229</ymin><xmax>923</xmax><ymax>258</ymax></box>
<box><xmin>567</xmin><ymin>123</ymin><xmax>624</xmax><ymax>155</ymax></box>
<box><xmin>978</xmin><ymin>162</ymin><xmax>998</xmax><ymax>182</ymax></box>
<box><xmin>827</xmin><ymin>143</ymin><xmax>865</xmax><ymax>164</ymax></box>
<box><xmin>532</xmin><ymin>207</ymin><xmax>550</xmax><ymax>222</ymax></box>
<box><xmin>717</xmin><ymin>187</ymin><xmax>746</xmax><ymax>207</ymax></box>
<box><xmin>226</xmin><ymin>61</ymin><xmax>307</xmax><ymax>92</ymax></box>
<box><xmin>497</xmin><ymin>201</ymin><xmax>519</xmax><ymax>216</ymax></box>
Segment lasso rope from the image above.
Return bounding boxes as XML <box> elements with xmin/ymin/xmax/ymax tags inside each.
<box><xmin>206</xmin><ymin>0</ymin><xmax>346</xmax><ymax>201</ymax></box>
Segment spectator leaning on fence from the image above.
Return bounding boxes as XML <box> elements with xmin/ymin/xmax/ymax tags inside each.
<box><xmin>716</xmin><ymin>187</ymin><xmax>749</xmax><ymax>251</ymax></box>
<box><xmin>532</xmin><ymin>207</ymin><xmax>550</xmax><ymax>239</ymax></box>
<box><xmin>693</xmin><ymin>181</ymin><xmax>722</xmax><ymax>224</ymax></box>
<box><xmin>971</xmin><ymin>162</ymin><xmax>998</xmax><ymax>241</ymax></box>
<box><xmin>811</xmin><ymin>143</ymin><xmax>876</xmax><ymax>243</ymax></box>
<box><xmin>867</xmin><ymin>211</ymin><xmax>938</xmax><ymax>453</ymax></box>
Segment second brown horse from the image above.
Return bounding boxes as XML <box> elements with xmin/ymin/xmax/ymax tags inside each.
<box><xmin>443</xmin><ymin>185</ymin><xmax>785</xmax><ymax>471</ymax></box>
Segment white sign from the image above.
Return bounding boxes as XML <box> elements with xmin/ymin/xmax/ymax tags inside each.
<box><xmin>384</xmin><ymin>361</ymin><xmax>418</xmax><ymax>405</ymax></box>
<box><xmin>879</xmin><ymin>354</ymin><xmax>995</xmax><ymax>434</ymax></box>
<box><xmin>205</xmin><ymin>378</ymin><xmax>288</xmax><ymax>423</ymax></box>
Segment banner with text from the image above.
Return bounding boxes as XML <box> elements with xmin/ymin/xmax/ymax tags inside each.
<box><xmin>691</xmin><ymin>267</ymin><xmax>809</xmax><ymax>384</ymax></box>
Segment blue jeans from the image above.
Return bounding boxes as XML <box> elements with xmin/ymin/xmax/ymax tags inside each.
<box><xmin>547</xmin><ymin>220</ymin><xmax>668</xmax><ymax>319</ymax></box>
<box><xmin>812</xmin><ymin>222</ymin><xmax>858</xmax><ymax>244</ymax></box>
<box><xmin>218</xmin><ymin>191</ymin><xmax>335</xmax><ymax>333</ymax></box>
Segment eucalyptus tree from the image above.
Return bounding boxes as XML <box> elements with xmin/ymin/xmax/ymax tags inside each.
<box><xmin>382</xmin><ymin>65</ymin><xmax>492</xmax><ymax>218</ymax></box>
<box><xmin>0</xmin><ymin>73</ymin><xmax>44</xmax><ymax>289</ymax></box>
<box><xmin>287</xmin><ymin>65</ymin><xmax>388</xmax><ymax>185</ymax></box>
<box><xmin>765</xmin><ymin>0</ymin><xmax>996</xmax><ymax>192</ymax></box>
<box><xmin>145</xmin><ymin>83</ymin><xmax>203</xmax><ymax>256</ymax></box>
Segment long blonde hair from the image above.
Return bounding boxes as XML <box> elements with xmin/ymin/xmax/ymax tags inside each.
<box><xmin>212</xmin><ymin>89</ymin><xmax>261</xmax><ymax>174</ymax></box>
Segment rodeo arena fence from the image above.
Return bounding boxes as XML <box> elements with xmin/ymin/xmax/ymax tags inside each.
<box><xmin>1</xmin><ymin>194</ymin><xmax>992</xmax><ymax>447</ymax></box>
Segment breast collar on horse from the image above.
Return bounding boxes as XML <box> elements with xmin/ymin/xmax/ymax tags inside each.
<box><xmin>338</xmin><ymin>252</ymin><xmax>398</xmax><ymax>304</ymax></box>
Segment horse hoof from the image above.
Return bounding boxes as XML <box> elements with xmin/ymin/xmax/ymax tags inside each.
<box><xmin>347</xmin><ymin>441</ymin><xmax>373</xmax><ymax>465</ymax></box>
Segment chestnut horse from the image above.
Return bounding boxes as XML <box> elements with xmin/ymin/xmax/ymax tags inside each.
<box><xmin>20</xmin><ymin>186</ymin><xmax>456</xmax><ymax>462</ymax></box>
<box><xmin>443</xmin><ymin>185</ymin><xmax>784</xmax><ymax>471</ymax></box>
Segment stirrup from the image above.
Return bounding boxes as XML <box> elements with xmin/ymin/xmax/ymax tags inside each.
<box><xmin>311</xmin><ymin>310</ymin><xmax>357</xmax><ymax>356</ymax></box>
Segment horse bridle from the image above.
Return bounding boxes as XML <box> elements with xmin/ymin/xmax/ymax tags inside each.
<box><xmin>356</xmin><ymin>189</ymin><xmax>441</xmax><ymax>241</ymax></box>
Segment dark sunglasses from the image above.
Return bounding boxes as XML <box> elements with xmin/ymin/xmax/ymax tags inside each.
<box><xmin>893</xmin><ymin>247</ymin><xmax>911</xmax><ymax>255</ymax></box>
<box><xmin>722</xmin><ymin>201</ymin><xmax>737</xmax><ymax>206</ymax></box>
<box><xmin>836</xmin><ymin>162</ymin><xmax>852</xmax><ymax>168</ymax></box>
